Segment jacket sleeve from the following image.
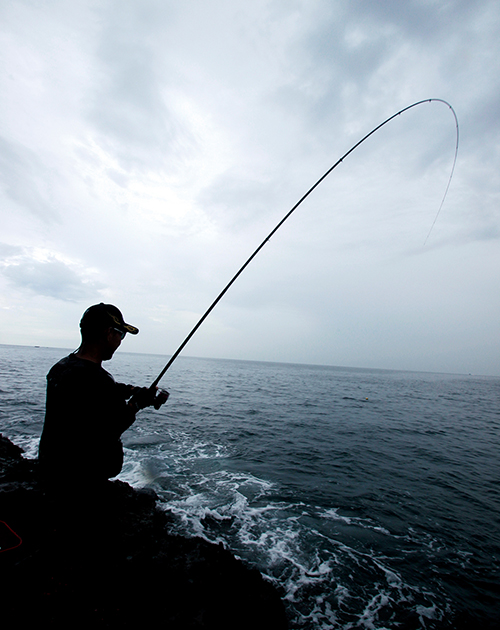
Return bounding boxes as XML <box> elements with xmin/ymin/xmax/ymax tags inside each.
<box><xmin>115</xmin><ymin>382</ymin><xmax>135</xmax><ymax>400</ymax></box>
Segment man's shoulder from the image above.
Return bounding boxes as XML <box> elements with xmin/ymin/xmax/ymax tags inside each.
<box><xmin>49</xmin><ymin>353</ymin><xmax>87</xmax><ymax>372</ymax></box>
<box><xmin>47</xmin><ymin>354</ymin><xmax>106</xmax><ymax>384</ymax></box>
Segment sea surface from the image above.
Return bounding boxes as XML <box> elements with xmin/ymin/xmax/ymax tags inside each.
<box><xmin>1</xmin><ymin>343</ymin><xmax>499</xmax><ymax>629</ymax></box>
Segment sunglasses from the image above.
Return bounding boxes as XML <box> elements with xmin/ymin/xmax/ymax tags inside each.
<box><xmin>113</xmin><ymin>328</ymin><xmax>126</xmax><ymax>340</ymax></box>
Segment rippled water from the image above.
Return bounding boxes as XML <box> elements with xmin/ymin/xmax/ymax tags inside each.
<box><xmin>1</xmin><ymin>344</ymin><xmax>499</xmax><ymax>628</ymax></box>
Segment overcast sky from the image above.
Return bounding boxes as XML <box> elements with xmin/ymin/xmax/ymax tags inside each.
<box><xmin>1</xmin><ymin>0</ymin><xmax>499</xmax><ymax>376</ymax></box>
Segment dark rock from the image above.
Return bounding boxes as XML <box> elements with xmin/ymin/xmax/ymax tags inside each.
<box><xmin>0</xmin><ymin>434</ymin><xmax>288</xmax><ymax>629</ymax></box>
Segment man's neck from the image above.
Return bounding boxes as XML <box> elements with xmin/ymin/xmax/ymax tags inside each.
<box><xmin>75</xmin><ymin>343</ymin><xmax>103</xmax><ymax>365</ymax></box>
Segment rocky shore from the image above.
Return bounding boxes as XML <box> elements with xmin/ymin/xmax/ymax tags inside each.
<box><xmin>0</xmin><ymin>434</ymin><xmax>288</xmax><ymax>629</ymax></box>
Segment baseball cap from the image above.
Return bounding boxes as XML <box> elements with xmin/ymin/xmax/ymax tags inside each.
<box><xmin>80</xmin><ymin>303</ymin><xmax>139</xmax><ymax>336</ymax></box>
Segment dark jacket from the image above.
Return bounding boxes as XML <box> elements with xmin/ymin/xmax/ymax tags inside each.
<box><xmin>39</xmin><ymin>354</ymin><xmax>136</xmax><ymax>483</ymax></box>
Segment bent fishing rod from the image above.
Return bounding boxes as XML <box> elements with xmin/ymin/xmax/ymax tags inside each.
<box><xmin>150</xmin><ymin>98</ymin><xmax>459</xmax><ymax>389</ymax></box>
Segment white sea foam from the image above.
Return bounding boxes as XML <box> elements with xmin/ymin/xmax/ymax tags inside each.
<box><xmin>321</xmin><ymin>507</ymin><xmax>391</xmax><ymax>536</ymax></box>
<box><xmin>9</xmin><ymin>434</ymin><xmax>39</xmax><ymax>459</ymax></box>
<box><xmin>321</xmin><ymin>507</ymin><xmax>353</xmax><ymax>524</ymax></box>
<box><xmin>417</xmin><ymin>603</ymin><xmax>439</xmax><ymax>620</ymax></box>
<box><xmin>141</xmin><ymin>437</ymin><xmax>448</xmax><ymax>630</ymax></box>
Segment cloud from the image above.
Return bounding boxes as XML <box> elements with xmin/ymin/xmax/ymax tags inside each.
<box><xmin>198</xmin><ymin>170</ymin><xmax>287</xmax><ymax>231</ymax></box>
<box><xmin>0</xmin><ymin>136</ymin><xmax>60</xmax><ymax>222</ymax></box>
<box><xmin>1</xmin><ymin>251</ymin><xmax>104</xmax><ymax>302</ymax></box>
<box><xmin>0</xmin><ymin>242</ymin><xmax>24</xmax><ymax>258</ymax></box>
<box><xmin>88</xmin><ymin>1</ymin><xmax>196</xmax><ymax>173</ymax></box>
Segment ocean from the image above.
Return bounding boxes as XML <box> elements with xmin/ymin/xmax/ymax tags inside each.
<box><xmin>1</xmin><ymin>343</ymin><xmax>499</xmax><ymax>629</ymax></box>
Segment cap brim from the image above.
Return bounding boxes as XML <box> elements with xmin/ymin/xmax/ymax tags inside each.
<box><xmin>106</xmin><ymin>310</ymin><xmax>139</xmax><ymax>335</ymax></box>
<box><xmin>123</xmin><ymin>323</ymin><xmax>139</xmax><ymax>335</ymax></box>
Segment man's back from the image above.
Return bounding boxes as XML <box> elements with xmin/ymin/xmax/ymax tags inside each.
<box><xmin>39</xmin><ymin>353</ymin><xmax>135</xmax><ymax>483</ymax></box>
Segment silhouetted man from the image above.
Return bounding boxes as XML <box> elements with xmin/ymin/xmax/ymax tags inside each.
<box><xmin>39</xmin><ymin>303</ymin><xmax>167</xmax><ymax>486</ymax></box>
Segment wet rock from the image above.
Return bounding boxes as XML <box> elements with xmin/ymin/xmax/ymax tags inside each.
<box><xmin>0</xmin><ymin>434</ymin><xmax>288</xmax><ymax>629</ymax></box>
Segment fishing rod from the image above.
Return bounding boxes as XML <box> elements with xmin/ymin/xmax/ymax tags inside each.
<box><xmin>150</xmin><ymin>98</ymin><xmax>459</xmax><ymax>389</ymax></box>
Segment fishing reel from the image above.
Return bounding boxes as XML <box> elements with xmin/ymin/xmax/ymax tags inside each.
<box><xmin>129</xmin><ymin>387</ymin><xmax>169</xmax><ymax>412</ymax></box>
<box><xmin>153</xmin><ymin>388</ymin><xmax>169</xmax><ymax>410</ymax></box>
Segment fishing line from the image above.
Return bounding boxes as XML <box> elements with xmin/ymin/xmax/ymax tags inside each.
<box><xmin>151</xmin><ymin>98</ymin><xmax>459</xmax><ymax>388</ymax></box>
